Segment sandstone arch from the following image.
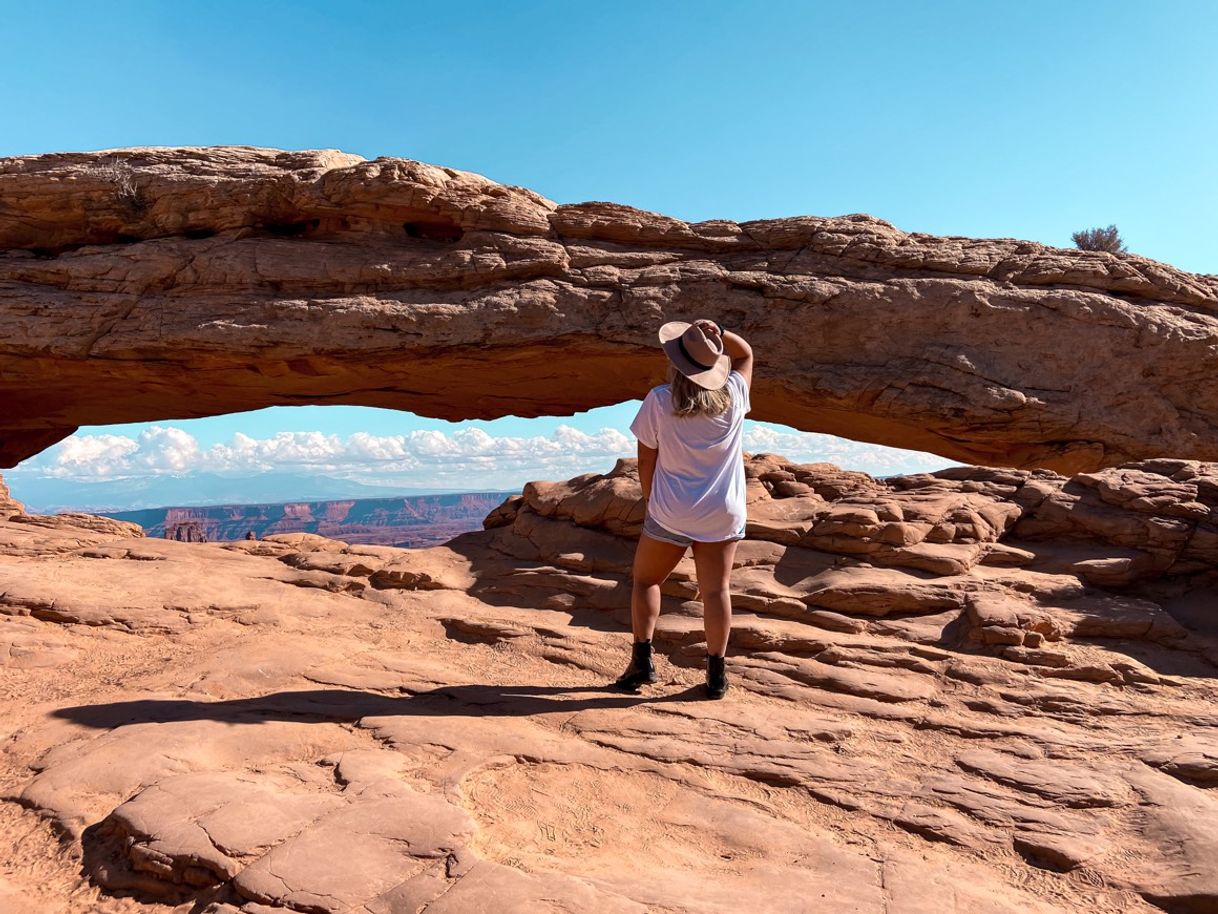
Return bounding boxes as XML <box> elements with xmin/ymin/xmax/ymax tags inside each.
<box><xmin>2</xmin><ymin>146</ymin><xmax>1216</xmax><ymax>472</ymax></box>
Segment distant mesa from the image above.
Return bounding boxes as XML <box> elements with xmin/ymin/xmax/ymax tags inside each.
<box><xmin>2</xmin><ymin>147</ymin><xmax>1218</xmax><ymax>473</ymax></box>
<box><xmin>167</xmin><ymin>521</ymin><xmax>207</xmax><ymax>543</ymax></box>
<box><xmin>106</xmin><ymin>491</ymin><xmax>512</xmax><ymax>549</ymax></box>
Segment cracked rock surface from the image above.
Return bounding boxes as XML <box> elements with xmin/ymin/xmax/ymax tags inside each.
<box><xmin>3</xmin><ymin>147</ymin><xmax>1218</xmax><ymax>471</ymax></box>
<box><xmin>1</xmin><ymin>456</ymin><xmax>1217</xmax><ymax>912</ymax></box>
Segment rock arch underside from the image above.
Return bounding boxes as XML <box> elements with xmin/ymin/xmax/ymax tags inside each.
<box><xmin>2</xmin><ymin>147</ymin><xmax>1218</xmax><ymax>471</ymax></box>
<box><xmin>1</xmin><ymin>148</ymin><xmax>1218</xmax><ymax>914</ymax></box>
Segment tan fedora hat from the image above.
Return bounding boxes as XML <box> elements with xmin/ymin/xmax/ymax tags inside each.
<box><xmin>659</xmin><ymin>320</ymin><xmax>731</xmax><ymax>390</ymax></box>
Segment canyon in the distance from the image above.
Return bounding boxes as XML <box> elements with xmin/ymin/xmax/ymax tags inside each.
<box><xmin>101</xmin><ymin>491</ymin><xmax>513</xmax><ymax>547</ymax></box>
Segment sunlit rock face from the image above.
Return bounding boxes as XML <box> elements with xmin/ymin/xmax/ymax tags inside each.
<box><xmin>1</xmin><ymin>456</ymin><xmax>1217</xmax><ymax>913</ymax></box>
<box><xmin>0</xmin><ymin>474</ymin><xmax>22</xmax><ymax>517</ymax></box>
<box><xmin>3</xmin><ymin>147</ymin><xmax>1218</xmax><ymax>471</ymax></box>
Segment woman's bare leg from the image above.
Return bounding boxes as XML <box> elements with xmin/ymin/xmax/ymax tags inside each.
<box><xmin>691</xmin><ymin>538</ymin><xmax>738</xmax><ymax>656</ymax></box>
<box><xmin>630</xmin><ymin>534</ymin><xmax>687</xmax><ymax>641</ymax></box>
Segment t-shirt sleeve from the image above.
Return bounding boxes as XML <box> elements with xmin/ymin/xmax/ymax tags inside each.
<box><xmin>630</xmin><ymin>390</ymin><xmax>660</xmax><ymax>448</ymax></box>
<box><xmin>731</xmin><ymin>370</ymin><xmax>752</xmax><ymax>415</ymax></box>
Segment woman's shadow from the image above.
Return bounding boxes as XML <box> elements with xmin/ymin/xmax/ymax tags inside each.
<box><xmin>53</xmin><ymin>682</ymin><xmax>708</xmax><ymax>730</ymax></box>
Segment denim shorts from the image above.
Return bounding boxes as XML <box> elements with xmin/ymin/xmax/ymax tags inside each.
<box><xmin>642</xmin><ymin>513</ymin><xmax>746</xmax><ymax>547</ymax></box>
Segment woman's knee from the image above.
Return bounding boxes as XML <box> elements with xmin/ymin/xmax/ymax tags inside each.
<box><xmin>699</xmin><ymin>585</ymin><xmax>731</xmax><ymax>604</ymax></box>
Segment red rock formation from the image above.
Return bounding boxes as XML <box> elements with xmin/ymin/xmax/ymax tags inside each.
<box><xmin>0</xmin><ymin>474</ymin><xmax>22</xmax><ymax>518</ymax></box>
<box><xmin>2</xmin><ymin>455</ymin><xmax>1216</xmax><ymax>912</ymax></box>
<box><xmin>166</xmin><ymin>520</ymin><xmax>207</xmax><ymax>542</ymax></box>
<box><xmin>484</xmin><ymin>455</ymin><xmax>1218</xmax><ymax>661</ymax></box>
<box><xmin>2</xmin><ymin>148</ymin><xmax>1218</xmax><ymax>472</ymax></box>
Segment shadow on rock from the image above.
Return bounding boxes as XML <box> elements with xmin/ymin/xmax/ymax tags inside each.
<box><xmin>54</xmin><ymin>683</ymin><xmax>707</xmax><ymax>730</ymax></box>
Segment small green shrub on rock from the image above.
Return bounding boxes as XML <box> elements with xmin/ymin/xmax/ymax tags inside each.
<box><xmin>1071</xmin><ymin>224</ymin><xmax>1127</xmax><ymax>254</ymax></box>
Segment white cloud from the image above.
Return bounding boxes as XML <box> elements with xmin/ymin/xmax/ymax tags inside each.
<box><xmin>15</xmin><ymin>420</ymin><xmax>948</xmax><ymax>488</ymax></box>
<box><xmin>744</xmin><ymin>423</ymin><xmax>952</xmax><ymax>476</ymax></box>
<box><xmin>47</xmin><ymin>434</ymin><xmax>140</xmax><ymax>477</ymax></box>
<box><xmin>17</xmin><ymin>423</ymin><xmax>638</xmax><ymax>483</ymax></box>
<box><xmin>131</xmin><ymin>426</ymin><xmax>201</xmax><ymax>472</ymax></box>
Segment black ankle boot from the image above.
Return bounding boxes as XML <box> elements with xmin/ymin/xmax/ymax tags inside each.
<box><xmin>611</xmin><ymin>639</ymin><xmax>656</xmax><ymax>692</ymax></box>
<box><xmin>705</xmin><ymin>653</ymin><xmax>728</xmax><ymax>699</ymax></box>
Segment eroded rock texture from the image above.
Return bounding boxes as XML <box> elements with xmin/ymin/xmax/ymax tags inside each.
<box><xmin>1</xmin><ymin>457</ymin><xmax>1217</xmax><ymax>913</ymax></box>
<box><xmin>0</xmin><ymin>475</ymin><xmax>22</xmax><ymax>518</ymax></box>
<box><xmin>3</xmin><ymin>147</ymin><xmax>1218</xmax><ymax>471</ymax></box>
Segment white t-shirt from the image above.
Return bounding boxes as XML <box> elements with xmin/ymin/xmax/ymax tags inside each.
<box><xmin>629</xmin><ymin>370</ymin><xmax>751</xmax><ymax>542</ymax></box>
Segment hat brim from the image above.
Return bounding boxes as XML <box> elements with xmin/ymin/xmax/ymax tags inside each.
<box><xmin>658</xmin><ymin>321</ymin><xmax>732</xmax><ymax>390</ymax></box>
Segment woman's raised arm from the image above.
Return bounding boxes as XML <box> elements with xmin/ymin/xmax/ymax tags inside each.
<box><xmin>721</xmin><ymin>329</ymin><xmax>752</xmax><ymax>388</ymax></box>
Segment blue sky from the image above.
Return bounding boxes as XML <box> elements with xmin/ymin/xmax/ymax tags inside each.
<box><xmin>5</xmin><ymin>1</ymin><xmax>1216</xmax><ymax>504</ymax></box>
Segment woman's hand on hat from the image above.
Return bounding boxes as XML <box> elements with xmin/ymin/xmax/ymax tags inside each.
<box><xmin>693</xmin><ymin>319</ymin><xmax>722</xmax><ymax>341</ymax></box>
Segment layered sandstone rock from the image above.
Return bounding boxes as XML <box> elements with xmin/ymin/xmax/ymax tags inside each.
<box><xmin>3</xmin><ymin>147</ymin><xmax>1218</xmax><ymax>471</ymax></box>
<box><xmin>482</xmin><ymin>455</ymin><xmax>1218</xmax><ymax>664</ymax></box>
<box><xmin>0</xmin><ymin>474</ymin><xmax>22</xmax><ymax>518</ymax></box>
<box><xmin>1</xmin><ymin>457</ymin><xmax>1217</xmax><ymax>913</ymax></box>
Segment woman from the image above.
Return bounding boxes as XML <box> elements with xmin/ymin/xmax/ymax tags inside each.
<box><xmin>612</xmin><ymin>318</ymin><xmax>753</xmax><ymax>700</ymax></box>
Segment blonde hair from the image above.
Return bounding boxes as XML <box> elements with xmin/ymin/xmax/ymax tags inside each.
<box><xmin>668</xmin><ymin>366</ymin><xmax>732</xmax><ymax>417</ymax></box>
